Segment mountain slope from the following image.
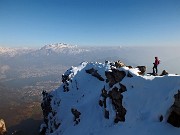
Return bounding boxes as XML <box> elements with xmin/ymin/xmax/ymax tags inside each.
<box><xmin>40</xmin><ymin>61</ymin><xmax>180</xmax><ymax>135</ymax></box>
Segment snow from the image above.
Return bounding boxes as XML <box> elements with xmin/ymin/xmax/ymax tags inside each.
<box><xmin>43</xmin><ymin>61</ymin><xmax>180</xmax><ymax>135</ymax></box>
<box><xmin>0</xmin><ymin>47</ymin><xmax>34</xmax><ymax>57</ymax></box>
<box><xmin>39</xmin><ymin>43</ymin><xmax>89</xmax><ymax>55</ymax></box>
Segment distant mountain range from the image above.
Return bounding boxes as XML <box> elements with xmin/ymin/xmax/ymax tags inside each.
<box><xmin>0</xmin><ymin>43</ymin><xmax>89</xmax><ymax>57</ymax></box>
<box><xmin>1</xmin><ymin>44</ymin><xmax>180</xmax><ymax>77</ymax></box>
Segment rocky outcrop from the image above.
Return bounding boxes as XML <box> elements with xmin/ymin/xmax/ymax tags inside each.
<box><xmin>136</xmin><ymin>66</ymin><xmax>146</xmax><ymax>75</ymax></box>
<box><xmin>71</xmin><ymin>108</ymin><xmax>81</xmax><ymax>125</ymax></box>
<box><xmin>40</xmin><ymin>91</ymin><xmax>61</xmax><ymax>134</ymax></box>
<box><xmin>0</xmin><ymin>119</ymin><xmax>6</xmax><ymax>135</ymax></box>
<box><xmin>62</xmin><ymin>74</ymin><xmax>70</xmax><ymax>92</ymax></box>
<box><xmin>105</xmin><ymin>69</ymin><xmax>126</xmax><ymax>87</ymax></box>
<box><xmin>86</xmin><ymin>68</ymin><xmax>104</xmax><ymax>81</ymax></box>
<box><xmin>115</xmin><ymin>61</ymin><xmax>126</xmax><ymax>68</ymax></box>
<box><xmin>160</xmin><ymin>70</ymin><xmax>169</xmax><ymax>76</ymax></box>
<box><xmin>167</xmin><ymin>90</ymin><xmax>180</xmax><ymax>127</ymax></box>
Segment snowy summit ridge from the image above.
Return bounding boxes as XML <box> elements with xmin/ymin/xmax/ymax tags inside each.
<box><xmin>39</xmin><ymin>43</ymin><xmax>88</xmax><ymax>55</ymax></box>
<box><xmin>40</xmin><ymin>61</ymin><xmax>180</xmax><ymax>135</ymax></box>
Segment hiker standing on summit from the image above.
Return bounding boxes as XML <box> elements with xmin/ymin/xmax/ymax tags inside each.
<box><xmin>153</xmin><ymin>57</ymin><xmax>160</xmax><ymax>75</ymax></box>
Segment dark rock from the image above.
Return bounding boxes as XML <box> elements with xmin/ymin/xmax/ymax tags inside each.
<box><xmin>63</xmin><ymin>82</ymin><xmax>69</xmax><ymax>92</ymax></box>
<box><xmin>114</xmin><ymin>106</ymin><xmax>126</xmax><ymax>123</ymax></box>
<box><xmin>127</xmin><ymin>72</ymin><xmax>133</xmax><ymax>77</ymax></box>
<box><xmin>108</xmin><ymin>87</ymin><xmax>126</xmax><ymax>123</ymax></box>
<box><xmin>127</xmin><ymin>66</ymin><xmax>133</xmax><ymax>69</ymax></box>
<box><xmin>167</xmin><ymin>111</ymin><xmax>180</xmax><ymax>127</ymax></box>
<box><xmin>105</xmin><ymin>69</ymin><xmax>126</xmax><ymax>87</ymax></box>
<box><xmin>62</xmin><ymin>74</ymin><xmax>70</xmax><ymax>83</ymax></box>
<box><xmin>86</xmin><ymin>68</ymin><xmax>104</xmax><ymax>81</ymax></box>
<box><xmin>115</xmin><ymin>61</ymin><xmax>126</xmax><ymax>68</ymax></box>
<box><xmin>136</xmin><ymin>66</ymin><xmax>146</xmax><ymax>75</ymax></box>
<box><xmin>104</xmin><ymin>109</ymin><xmax>109</xmax><ymax>119</ymax></box>
<box><xmin>71</xmin><ymin>108</ymin><xmax>81</xmax><ymax>125</ymax></box>
<box><xmin>160</xmin><ymin>70</ymin><xmax>169</xmax><ymax>76</ymax></box>
<box><xmin>99</xmin><ymin>100</ymin><xmax>103</xmax><ymax>107</ymax></box>
<box><xmin>159</xmin><ymin>115</ymin><xmax>163</xmax><ymax>122</ymax></box>
<box><xmin>101</xmin><ymin>87</ymin><xmax>108</xmax><ymax>108</ymax></box>
<box><xmin>167</xmin><ymin>90</ymin><xmax>180</xmax><ymax>127</ymax></box>
<box><xmin>120</xmin><ymin>83</ymin><xmax>127</xmax><ymax>93</ymax></box>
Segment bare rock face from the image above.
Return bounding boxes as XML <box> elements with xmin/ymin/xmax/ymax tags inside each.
<box><xmin>86</xmin><ymin>68</ymin><xmax>104</xmax><ymax>81</ymax></box>
<box><xmin>109</xmin><ymin>87</ymin><xmax>126</xmax><ymax>123</ymax></box>
<box><xmin>99</xmin><ymin>85</ymin><xmax>127</xmax><ymax>123</ymax></box>
<box><xmin>40</xmin><ymin>91</ymin><xmax>61</xmax><ymax>134</ymax></box>
<box><xmin>105</xmin><ymin>69</ymin><xmax>126</xmax><ymax>87</ymax></box>
<box><xmin>167</xmin><ymin>90</ymin><xmax>180</xmax><ymax>127</ymax></box>
<box><xmin>136</xmin><ymin>66</ymin><xmax>146</xmax><ymax>75</ymax></box>
<box><xmin>71</xmin><ymin>108</ymin><xmax>81</xmax><ymax>125</ymax></box>
<box><xmin>0</xmin><ymin>119</ymin><xmax>6</xmax><ymax>135</ymax></box>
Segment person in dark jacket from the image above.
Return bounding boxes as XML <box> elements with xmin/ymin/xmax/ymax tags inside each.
<box><xmin>153</xmin><ymin>57</ymin><xmax>160</xmax><ymax>74</ymax></box>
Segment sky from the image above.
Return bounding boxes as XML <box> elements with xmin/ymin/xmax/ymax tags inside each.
<box><xmin>0</xmin><ymin>0</ymin><xmax>180</xmax><ymax>48</ymax></box>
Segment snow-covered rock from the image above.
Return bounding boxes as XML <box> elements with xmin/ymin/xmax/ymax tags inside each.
<box><xmin>40</xmin><ymin>61</ymin><xmax>180</xmax><ymax>135</ymax></box>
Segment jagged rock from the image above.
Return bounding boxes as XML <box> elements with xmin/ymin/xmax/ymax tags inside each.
<box><xmin>63</xmin><ymin>82</ymin><xmax>69</xmax><ymax>92</ymax></box>
<box><xmin>99</xmin><ymin>100</ymin><xmax>103</xmax><ymax>107</ymax></box>
<box><xmin>101</xmin><ymin>88</ymin><xmax>108</xmax><ymax>108</ymax></box>
<box><xmin>86</xmin><ymin>68</ymin><xmax>104</xmax><ymax>81</ymax></box>
<box><xmin>115</xmin><ymin>60</ymin><xmax>126</xmax><ymax>68</ymax></box>
<box><xmin>108</xmin><ymin>87</ymin><xmax>126</xmax><ymax>123</ymax></box>
<box><xmin>114</xmin><ymin>106</ymin><xmax>126</xmax><ymax>123</ymax></box>
<box><xmin>136</xmin><ymin>66</ymin><xmax>146</xmax><ymax>75</ymax></box>
<box><xmin>40</xmin><ymin>91</ymin><xmax>53</xmax><ymax>134</ymax></box>
<box><xmin>62</xmin><ymin>74</ymin><xmax>70</xmax><ymax>83</ymax></box>
<box><xmin>167</xmin><ymin>90</ymin><xmax>180</xmax><ymax>127</ymax></box>
<box><xmin>105</xmin><ymin>69</ymin><xmax>126</xmax><ymax>87</ymax></box>
<box><xmin>71</xmin><ymin>108</ymin><xmax>81</xmax><ymax>125</ymax></box>
<box><xmin>0</xmin><ymin>119</ymin><xmax>6</xmax><ymax>135</ymax></box>
<box><xmin>160</xmin><ymin>70</ymin><xmax>168</xmax><ymax>76</ymax></box>
<box><xmin>109</xmin><ymin>87</ymin><xmax>122</xmax><ymax>100</ymax></box>
<box><xmin>120</xmin><ymin>83</ymin><xmax>127</xmax><ymax>93</ymax></box>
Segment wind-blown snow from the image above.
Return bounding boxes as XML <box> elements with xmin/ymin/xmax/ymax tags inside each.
<box><xmin>42</xmin><ymin>61</ymin><xmax>180</xmax><ymax>135</ymax></box>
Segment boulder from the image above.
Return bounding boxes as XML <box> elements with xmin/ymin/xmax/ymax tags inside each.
<box><xmin>136</xmin><ymin>66</ymin><xmax>146</xmax><ymax>75</ymax></box>
<box><xmin>160</xmin><ymin>70</ymin><xmax>168</xmax><ymax>76</ymax></box>
<box><xmin>0</xmin><ymin>119</ymin><xmax>6</xmax><ymax>135</ymax></box>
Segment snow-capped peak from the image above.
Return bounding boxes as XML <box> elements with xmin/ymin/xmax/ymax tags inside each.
<box><xmin>40</xmin><ymin>43</ymin><xmax>77</xmax><ymax>50</ymax></box>
<box><xmin>39</xmin><ymin>43</ymin><xmax>89</xmax><ymax>55</ymax></box>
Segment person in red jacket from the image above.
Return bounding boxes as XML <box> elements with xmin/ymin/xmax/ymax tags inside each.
<box><xmin>153</xmin><ymin>57</ymin><xmax>160</xmax><ymax>74</ymax></box>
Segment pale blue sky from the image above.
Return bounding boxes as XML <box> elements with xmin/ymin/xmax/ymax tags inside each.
<box><xmin>0</xmin><ymin>0</ymin><xmax>180</xmax><ymax>47</ymax></box>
